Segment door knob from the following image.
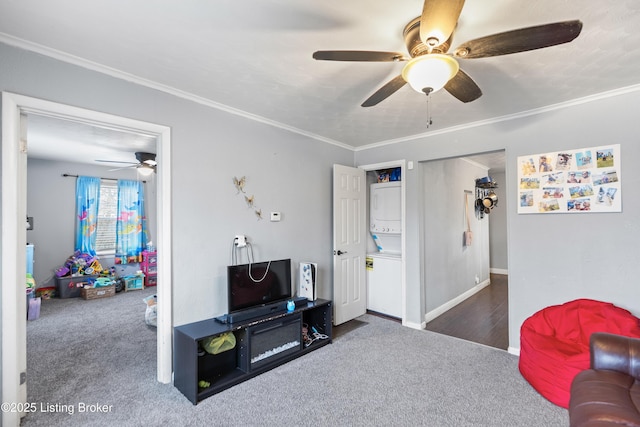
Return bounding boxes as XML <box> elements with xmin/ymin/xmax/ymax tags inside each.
<box><xmin>335</xmin><ymin>250</ymin><xmax>348</xmax><ymax>255</ymax></box>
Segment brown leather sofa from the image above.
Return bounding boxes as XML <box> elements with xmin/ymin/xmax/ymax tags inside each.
<box><xmin>569</xmin><ymin>332</ymin><xmax>640</xmax><ymax>426</ymax></box>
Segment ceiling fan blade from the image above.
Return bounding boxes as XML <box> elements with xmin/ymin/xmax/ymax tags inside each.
<box><xmin>108</xmin><ymin>165</ymin><xmax>137</xmax><ymax>172</ymax></box>
<box><xmin>419</xmin><ymin>0</ymin><xmax>465</xmax><ymax>48</ymax></box>
<box><xmin>361</xmin><ymin>75</ymin><xmax>407</xmax><ymax>107</ymax></box>
<box><xmin>313</xmin><ymin>50</ymin><xmax>408</xmax><ymax>62</ymax></box>
<box><xmin>444</xmin><ymin>69</ymin><xmax>482</xmax><ymax>103</ymax></box>
<box><xmin>453</xmin><ymin>20</ymin><xmax>583</xmax><ymax>59</ymax></box>
<box><xmin>96</xmin><ymin>160</ymin><xmax>138</xmax><ymax>165</ymax></box>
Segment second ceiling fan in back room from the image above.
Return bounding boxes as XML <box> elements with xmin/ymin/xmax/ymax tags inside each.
<box><xmin>95</xmin><ymin>152</ymin><xmax>157</xmax><ymax>175</ymax></box>
<box><xmin>312</xmin><ymin>0</ymin><xmax>583</xmax><ymax>107</ymax></box>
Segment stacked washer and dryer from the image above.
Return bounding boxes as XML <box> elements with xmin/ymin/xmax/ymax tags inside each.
<box><xmin>367</xmin><ymin>181</ymin><xmax>402</xmax><ymax>319</ymax></box>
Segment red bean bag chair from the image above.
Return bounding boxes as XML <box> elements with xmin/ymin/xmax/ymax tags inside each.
<box><xmin>519</xmin><ymin>298</ymin><xmax>640</xmax><ymax>408</ymax></box>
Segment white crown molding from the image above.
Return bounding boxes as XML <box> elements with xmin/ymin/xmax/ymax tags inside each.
<box><xmin>0</xmin><ymin>33</ymin><xmax>351</xmax><ymax>151</ymax></box>
<box><xmin>4</xmin><ymin>32</ymin><xmax>640</xmax><ymax>154</ymax></box>
<box><xmin>460</xmin><ymin>157</ymin><xmax>489</xmax><ymax>171</ymax></box>
<box><xmin>355</xmin><ymin>83</ymin><xmax>640</xmax><ymax>152</ymax></box>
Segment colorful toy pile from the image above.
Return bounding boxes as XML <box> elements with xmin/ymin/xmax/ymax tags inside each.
<box><xmin>55</xmin><ymin>251</ymin><xmax>106</xmax><ymax>278</ymax></box>
<box><xmin>54</xmin><ymin>251</ymin><xmax>118</xmax><ymax>291</ymax></box>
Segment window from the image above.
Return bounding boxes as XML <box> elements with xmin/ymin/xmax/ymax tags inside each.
<box><xmin>76</xmin><ymin>177</ymin><xmax>146</xmax><ymax>260</ymax></box>
<box><xmin>95</xmin><ymin>180</ymin><xmax>118</xmax><ymax>254</ymax></box>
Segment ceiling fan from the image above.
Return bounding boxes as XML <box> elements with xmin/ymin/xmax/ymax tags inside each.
<box><xmin>312</xmin><ymin>0</ymin><xmax>583</xmax><ymax>106</ymax></box>
<box><xmin>95</xmin><ymin>151</ymin><xmax>157</xmax><ymax>174</ymax></box>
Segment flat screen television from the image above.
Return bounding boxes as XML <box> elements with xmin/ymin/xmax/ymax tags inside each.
<box><xmin>227</xmin><ymin>259</ymin><xmax>292</xmax><ymax>313</ymax></box>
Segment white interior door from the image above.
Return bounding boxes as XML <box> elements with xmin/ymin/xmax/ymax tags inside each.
<box><xmin>333</xmin><ymin>164</ymin><xmax>366</xmax><ymax>325</ymax></box>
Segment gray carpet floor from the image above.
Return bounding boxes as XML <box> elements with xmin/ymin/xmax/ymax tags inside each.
<box><xmin>23</xmin><ymin>288</ymin><xmax>568</xmax><ymax>426</ymax></box>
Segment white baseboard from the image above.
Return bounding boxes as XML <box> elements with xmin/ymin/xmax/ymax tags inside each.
<box><xmin>424</xmin><ymin>279</ymin><xmax>491</xmax><ymax>323</ymax></box>
<box><xmin>508</xmin><ymin>346</ymin><xmax>520</xmax><ymax>356</ymax></box>
<box><xmin>404</xmin><ymin>320</ymin><xmax>426</xmax><ymax>330</ymax></box>
<box><xmin>490</xmin><ymin>268</ymin><xmax>508</xmax><ymax>275</ymax></box>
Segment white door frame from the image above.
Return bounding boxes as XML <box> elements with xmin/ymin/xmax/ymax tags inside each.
<box><xmin>359</xmin><ymin>160</ymin><xmax>407</xmax><ymax>326</ymax></box>
<box><xmin>2</xmin><ymin>93</ymin><xmax>172</xmax><ymax>426</ymax></box>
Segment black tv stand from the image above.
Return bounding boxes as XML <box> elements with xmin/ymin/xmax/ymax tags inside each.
<box><xmin>174</xmin><ymin>299</ymin><xmax>332</xmax><ymax>404</ymax></box>
<box><xmin>216</xmin><ymin>297</ymin><xmax>310</xmax><ymax>324</ymax></box>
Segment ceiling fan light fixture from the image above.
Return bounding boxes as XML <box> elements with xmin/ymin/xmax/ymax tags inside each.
<box><xmin>137</xmin><ymin>164</ymin><xmax>155</xmax><ymax>176</ymax></box>
<box><xmin>401</xmin><ymin>54</ymin><xmax>459</xmax><ymax>94</ymax></box>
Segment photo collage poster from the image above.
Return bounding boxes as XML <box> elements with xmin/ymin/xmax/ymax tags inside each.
<box><xmin>517</xmin><ymin>144</ymin><xmax>621</xmax><ymax>214</ymax></box>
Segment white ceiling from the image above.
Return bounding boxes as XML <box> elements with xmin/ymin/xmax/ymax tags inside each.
<box><xmin>2</xmin><ymin>1</ymin><xmax>639</xmax><ymax>168</ymax></box>
<box><xmin>25</xmin><ymin>113</ymin><xmax>158</xmax><ymax>166</ymax></box>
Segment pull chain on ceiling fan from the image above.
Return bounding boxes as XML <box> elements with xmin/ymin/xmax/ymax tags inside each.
<box><xmin>312</xmin><ymin>0</ymin><xmax>583</xmax><ymax>107</ymax></box>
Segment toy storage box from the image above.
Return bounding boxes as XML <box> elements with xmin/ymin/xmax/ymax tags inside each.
<box><xmin>141</xmin><ymin>250</ymin><xmax>157</xmax><ymax>287</ymax></box>
<box><xmin>55</xmin><ymin>275</ymin><xmax>99</xmax><ymax>298</ymax></box>
<box><xmin>81</xmin><ymin>285</ymin><xmax>116</xmax><ymax>300</ymax></box>
<box><xmin>124</xmin><ymin>275</ymin><xmax>144</xmax><ymax>291</ymax></box>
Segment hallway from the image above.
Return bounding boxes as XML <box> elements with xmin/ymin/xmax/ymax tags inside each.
<box><xmin>424</xmin><ymin>274</ymin><xmax>509</xmax><ymax>350</ymax></box>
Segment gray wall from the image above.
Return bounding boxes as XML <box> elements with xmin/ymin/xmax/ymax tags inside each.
<box><xmin>488</xmin><ymin>170</ymin><xmax>508</xmax><ymax>272</ymax></box>
<box><xmin>355</xmin><ymin>90</ymin><xmax>640</xmax><ymax>349</ymax></box>
<box><xmin>26</xmin><ymin>158</ymin><xmax>154</xmax><ymax>288</ymax></box>
<box><xmin>3</xmin><ymin>39</ymin><xmax>640</xmax><ymax>355</ymax></box>
<box><xmin>422</xmin><ymin>158</ymin><xmax>490</xmax><ymax>314</ymax></box>
<box><xmin>0</xmin><ymin>42</ymin><xmax>354</xmax><ymax>329</ymax></box>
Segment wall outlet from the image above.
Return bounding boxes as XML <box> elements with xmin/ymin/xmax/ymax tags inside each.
<box><xmin>235</xmin><ymin>235</ymin><xmax>246</xmax><ymax>247</ymax></box>
<box><xmin>475</xmin><ymin>275</ymin><xmax>480</xmax><ymax>284</ymax></box>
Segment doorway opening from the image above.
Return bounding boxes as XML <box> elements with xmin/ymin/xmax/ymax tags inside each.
<box><xmin>2</xmin><ymin>93</ymin><xmax>172</xmax><ymax>425</ymax></box>
<box><xmin>421</xmin><ymin>150</ymin><xmax>508</xmax><ymax>350</ymax></box>
<box><xmin>359</xmin><ymin>160</ymin><xmax>407</xmax><ymax>327</ymax></box>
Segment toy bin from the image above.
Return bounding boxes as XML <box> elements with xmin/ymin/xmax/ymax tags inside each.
<box><xmin>55</xmin><ymin>275</ymin><xmax>98</xmax><ymax>298</ymax></box>
<box><xmin>81</xmin><ymin>285</ymin><xmax>116</xmax><ymax>300</ymax></box>
<box><xmin>124</xmin><ymin>275</ymin><xmax>144</xmax><ymax>291</ymax></box>
<box><xmin>26</xmin><ymin>288</ymin><xmax>34</xmax><ymax>318</ymax></box>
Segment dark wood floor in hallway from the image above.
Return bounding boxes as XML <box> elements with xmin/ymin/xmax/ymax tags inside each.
<box><xmin>424</xmin><ymin>274</ymin><xmax>508</xmax><ymax>350</ymax></box>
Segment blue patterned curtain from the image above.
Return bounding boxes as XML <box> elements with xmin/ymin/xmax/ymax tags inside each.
<box><xmin>75</xmin><ymin>176</ymin><xmax>101</xmax><ymax>256</ymax></box>
<box><xmin>115</xmin><ymin>179</ymin><xmax>147</xmax><ymax>264</ymax></box>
